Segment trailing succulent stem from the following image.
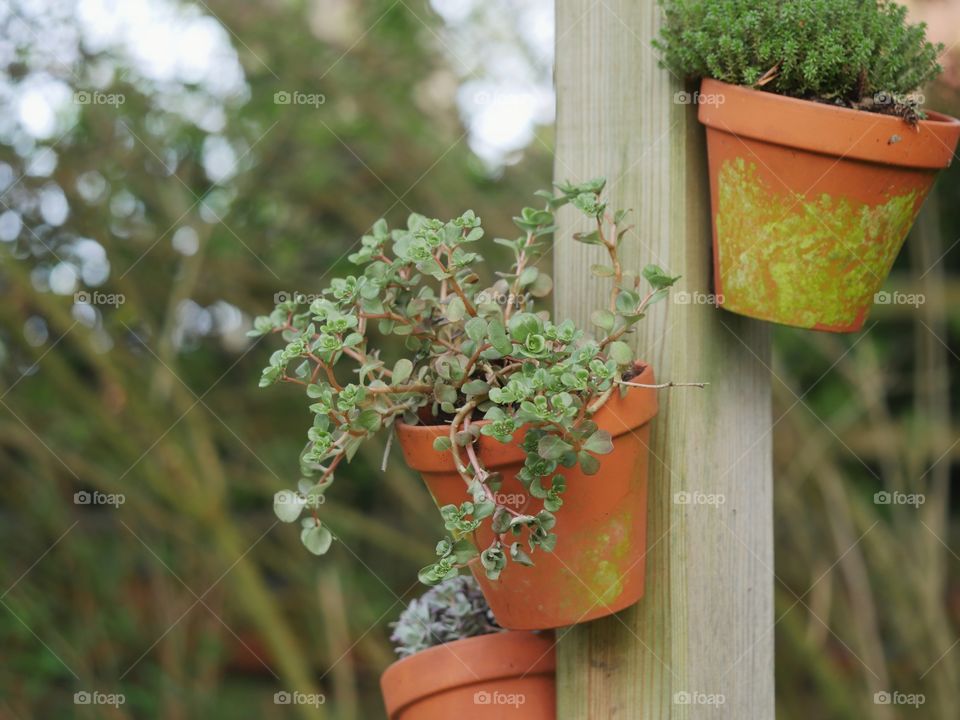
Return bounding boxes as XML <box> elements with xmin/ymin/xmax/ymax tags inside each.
<box><xmin>252</xmin><ymin>179</ymin><xmax>679</xmax><ymax>585</ymax></box>
<box><xmin>655</xmin><ymin>0</ymin><xmax>943</xmax><ymax>118</ymax></box>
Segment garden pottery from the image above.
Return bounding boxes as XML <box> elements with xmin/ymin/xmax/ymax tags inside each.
<box><xmin>396</xmin><ymin>363</ymin><xmax>658</xmax><ymax>629</ymax></box>
<box><xmin>698</xmin><ymin>78</ymin><xmax>960</xmax><ymax>332</ymax></box>
<box><xmin>380</xmin><ymin>631</ymin><xmax>555</xmax><ymax>720</ymax></box>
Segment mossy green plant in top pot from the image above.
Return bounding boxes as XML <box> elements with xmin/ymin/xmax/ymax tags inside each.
<box><xmin>656</xmin><ymin>0</ymin><xmax>960</xmax><ymax>332</ymax></box>
<box><xmin>252</xmin><ymin>179</ymin><xmax>682</xmax><ymax>629</ymax></box>
<box><xmin>380</xmin><ymin>576</ymin><xmax>555</xmax><ymax>720</ymax></box>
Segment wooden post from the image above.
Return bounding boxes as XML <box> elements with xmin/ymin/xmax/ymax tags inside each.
<box><xmin>553</xmin><ymin>1</ymin><xmax>775</xmax><ymax>717</ymax></box>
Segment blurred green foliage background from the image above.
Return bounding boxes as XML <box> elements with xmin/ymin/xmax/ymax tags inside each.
<box><xmin>0</xmin><ymin>1</ymin><xmax>957</xmax><ymax>718</ymax></box>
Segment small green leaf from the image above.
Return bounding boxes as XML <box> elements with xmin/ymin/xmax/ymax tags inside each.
<box><xmin>518</xmin><ymin>266</ymin><xmax>539</xmax><ymax>286</ymax></box>
<box><xmin>538</xmin><ymin>532</ymin><xmax>558</xmax><ymax>552</ymax></box>
<box><xmin>392</xmin><ymin>359</ymin><xmax>413</xmax><ymax>384</ymax></box>
<box><xmin>462</xmin><ymin>380</ymin><xmax>490</xmax><ymax>396</ymax></box>
<box><xmin>583</xmin><ymin>429</ymin><xmax>614</xmax><ymax>455</ymax></box>
<box><xmin>435</xmin><ymin>383</ymin><xmax>457</xmax><ymax>404</ymax></box>
<box><xmin>510</xmin><ymin>542</ymin><xmax>534</xmax><ymax>566</ymax></box>
<box><xmin>608</xmin><ymin>341</ymin><xmax>633</xmax><ymax>365</ymax></box>
<box><xmin>538</xmin><ymin>434</ymin><xmax>573</xmax><ymax>460</ymax></box>
<box><xmin>300</xmin><ymin>523</ymin><xmax>333</xmax><ymax>555</ymax></box>
<box><xmin>480</xmin><ymin>545</ymin><xmax>506</xmax><ymax>580</ymax></box>
<box><xmin>578</xmin><ymin>451</ymin><xmax>600</xmax><ymax>475</ymax></box>
<box><xmin>356</xmin><ymin>408</ymin><xmax>381</xmax><ymax>432</ymax></box>
<box><xmin>452</xmin><ymin>538</ymin><xmax>478</xmax><ymax>564</ymax></box>
<box><xmin>433</xmin><ymin>436</ymin><xmax>453</xmax><ymax>452</ymax></box>
<box><xmin>536</xmin><ymin>509</ymin><xmax>557</xmax><ymax>531</ymax></box>
<box><xmin>465</xmin><ymin>317</ymin><xmax>487</xmax><ymax>344</ymax></box>
<box><xmin>418</xmin><ymin>562</ymin><xmax>458</xmax><ymax>586</ymax></box>
<box><xmin>473</xmin><ymin>498</ymin><xmax>495</xmax><ymax>520</ymax></box>
<box><xmin>487</xmin><ymin>319</ymin><xmax>514</xmax><ymax>355</ymax></box>
<box><xmin>508</xmin><ymin>312</ymin><xmax>541</xmax><ymax>342</ymax></box>
<box><xmin>642</xmin><ymin>264</ymin><xmax>681</xmax><ymax>290</ymax></box>
<box><xmin>591</xmin><ymin>309</ymin><xmax>615</xmax><ymax>331</ymax></box>
<box><xmin>616</xmin><ymin>289</ymin><xmax>641</xmax><ymax>315</ymax></box>
<box><xmin>529</xmin><ymin>272</ymin><xmax>553</xmax><ymax>298</ymax></box>
<box><xmin>491</xmin><ymin>507</ymin><xmax>512</xmax><ymax>533</ymax></box>
<box><xmin>446</xmin><ymin>296</ymin><xmax>466</xmax><ymax>322</ymax></box>
<box><xmin>274</xmin><ymin>490</ymin><xmax>305</xmax><ymax>523</ymax></box>
<box><xmin>573</xmin><ymin>230</ymin><xmax>602</xmax><ymax>245</ymax></box>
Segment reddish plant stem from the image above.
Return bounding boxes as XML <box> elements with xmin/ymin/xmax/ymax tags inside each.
<box><xmin>598</xmin><ymin>286</ymin><xmax>658</xmax><ymax>349</ymax></box>
<box><xmin>458</xmin><ymin>343</ymin><xmax>492</xmax><ymax>386</ymax></box>
<box><xmin>504</xmin><ymin>229</ymin><xmax>536</xmax><ymax>323</ymax></box>
<box><xmin>463</xmin><ymin>416</ymin><xmax>523</xmax><ymax>520</ymax></box>
<box><xmin>367</xmin><ymin>383</ymin><xmax>433</xmax><ymax>395</ymax></box>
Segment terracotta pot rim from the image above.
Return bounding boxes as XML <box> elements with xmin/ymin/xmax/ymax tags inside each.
<box><xmin>394</xmin><ymin>361</ymin><xmax>658</xmax><ymax>472</ymax></box>
<box><xmin>698</xmin><ymin>77</ymin><xmax>960</xmax><ymax>169</ymax></box>
<box><xmin>380</xmin><ymin>631</ymin><xmax>555</xmax><ymax>719</ymax></box>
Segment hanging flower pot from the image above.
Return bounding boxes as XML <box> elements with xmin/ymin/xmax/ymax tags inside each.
<box><xmin>381</xmin><ymin>630</ymin><xmax>556</xmax><ymax>720</ymax></box>
<box><xmin>255</xmin><ymin>178</ymin><xmax>681</xmax><ymax>632</ymax></box>
<box><xmin>698</xmin><ymin>78</ymin><xmax>960</xmax><ymax>332</ymax></box>
<box><xmin>395</xmin><ymin>363</ymin><xmax>658</xmax><ymax>630</ymax></box>
<box><xmin>382</xmin><ymin>576</ymin><xmax>556</xmax><ymax>719</ymax></box>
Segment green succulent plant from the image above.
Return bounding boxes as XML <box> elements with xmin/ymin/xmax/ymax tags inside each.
<box><xmin>655</xmin><ymin>0</ymin><xmax>943</xmax><ymax>114</ymax></box>
<box><xmin>389</xmin><ymin>575</ymin><xmax>500</xmax><ymax>658</ymax></box>
<box><xmin>251</xmin><ymin>178</ymin><xmax>679</xmax><ymax>585</ymax></box>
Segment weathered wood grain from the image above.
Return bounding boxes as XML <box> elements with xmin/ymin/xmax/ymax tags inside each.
<box><xmin>553</xmin><ymin>1</ymin><xmax>775</xmax><ymax>717</ymax></box>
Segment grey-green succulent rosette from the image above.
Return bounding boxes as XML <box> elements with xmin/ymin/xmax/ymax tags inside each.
<box><xmin>389</xmin><ymin>575</ymin><xmax>500</xmax><ymax>658</ymax></box>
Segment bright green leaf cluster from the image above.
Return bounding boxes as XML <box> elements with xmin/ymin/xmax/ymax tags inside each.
<box><xmin>655</xmin><ymin>0</ymin><xmax>942</xmax><ymax>113</ymax></box>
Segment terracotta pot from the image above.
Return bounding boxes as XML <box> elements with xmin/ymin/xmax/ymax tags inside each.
<box><xmin>380</xmin><ymin>631</ymin><xmax>555</xmax><ymax>720</ymax></box>
<box><xmin>395</xmin><ymin>363</ymin><xmax>658</xmax><ymax>630</ymax></box>
<box><xmin>698</xmin><ymin>78</ymin><xmax>960</xmax><ymax>332</ymax></box>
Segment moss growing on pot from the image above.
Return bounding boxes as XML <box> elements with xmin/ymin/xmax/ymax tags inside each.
<box><xmin>715</xmin><ymin>158</ymin><xmax>920</xmax><ymax>329</ymax></box>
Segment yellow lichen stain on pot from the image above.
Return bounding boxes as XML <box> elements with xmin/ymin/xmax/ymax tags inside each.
<box><xmin>581</xmin><ymin>515</ymin><xmax>632</xmax><ymax>607</ymax></box>
<box><xmin>715</xmin><ymin>158</ymin><xmax>920</xmax><ymax>330</ymax></box>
